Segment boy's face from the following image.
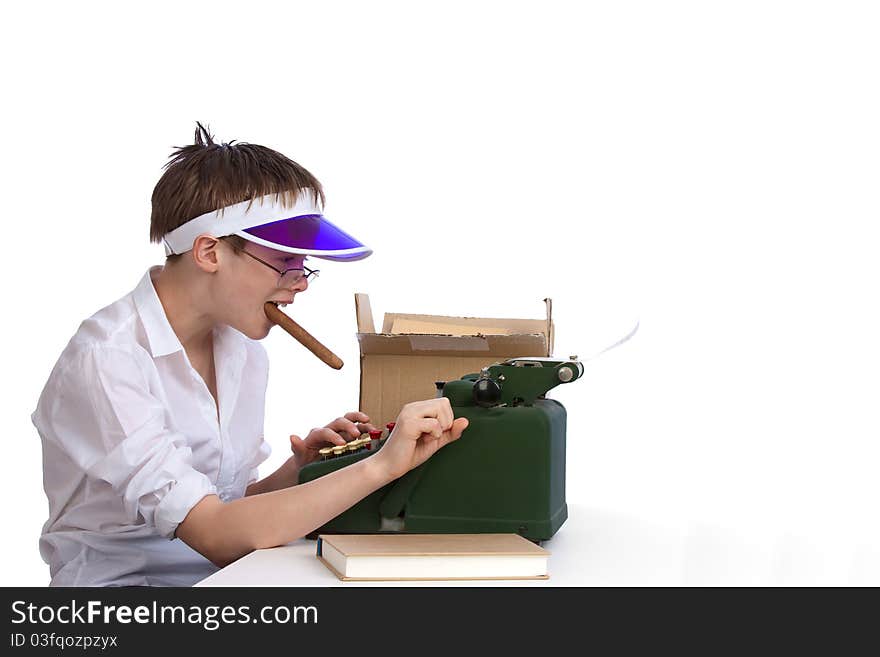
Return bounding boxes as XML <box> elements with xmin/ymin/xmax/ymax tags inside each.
<box><xmin>215</xmin><ymin>240</ymin><xmax>309</xmax><ymax>340</ymax></box>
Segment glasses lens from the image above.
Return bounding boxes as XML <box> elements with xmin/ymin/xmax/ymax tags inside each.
<box><xmin>278</xmin><ymin>268</ymin><xmax>319</xmax><ymax>287</ymax></box>
<box><xmin>279</xmin><ymin>270</ymin><xmax>304</xmax><ymax>287</ymax></box>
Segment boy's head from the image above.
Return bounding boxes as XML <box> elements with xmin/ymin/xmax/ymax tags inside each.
<box><xmin>150</xmin><ymin>123</ymin><xmax>370</xmax><ymax>340</ymax></box>
<box><xmin>151</xmin><ymin>122</ymin><xmax>327</xmax><ymax>261</ymax></box>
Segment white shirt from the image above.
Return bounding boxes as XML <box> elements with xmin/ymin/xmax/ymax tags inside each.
<box><xmin>32</xmin><ymin>267</ymin><xmax>272</xmax><ymax>586</ymax></box>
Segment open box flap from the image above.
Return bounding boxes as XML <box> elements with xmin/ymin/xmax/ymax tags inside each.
<box><xmin>355</xmin><ymin>293</ymin><xmax>553</xmax><ymax>357</ymax></box>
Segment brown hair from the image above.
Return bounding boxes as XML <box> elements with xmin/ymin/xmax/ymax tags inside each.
<box><xmin>150</xmin><ymin>122</ymin><xmax>325</xmax><ymax>259</ymax></box>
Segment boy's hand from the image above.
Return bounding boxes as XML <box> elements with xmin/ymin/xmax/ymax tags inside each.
<box><xmin>325</xmin><ymin>411</ymin><xmax>380</xmax><ymax>439</ymax></box>
<box><xmin>374</xmin><ymin>398</ymin><xmax>469</xmax><ymax>480</ymax></box>
<box><xmin>289</xmin><ymin>411</ymin><xmax>379</xmax><ymax>466</ymax></box>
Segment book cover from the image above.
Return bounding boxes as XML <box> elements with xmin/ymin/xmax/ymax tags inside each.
<box><xmin>316</xmin><ymin>533</ymin><xmax>550</xmax><ymax>581</ymax></box>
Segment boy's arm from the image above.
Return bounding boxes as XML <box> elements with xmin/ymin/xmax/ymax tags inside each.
<box><xmin>244</xmin><ymin>412</ymin><xmax>379</xmax><ymax>496</ymax></box>
<box><xmin>176</xmin><ymin>399</ymin><xmax>468</xmax><ymax>568</ymax></box>
<box><xmin>177</xmin><ymin>453</ymin><xmax>389</xmax><ymax>567</ymax></box>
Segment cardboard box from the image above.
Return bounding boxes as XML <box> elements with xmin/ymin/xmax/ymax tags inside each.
<box><xmin>354</xmin><ymin>293</ymin><xmax>555</xmax><ymax>427</ymax></box>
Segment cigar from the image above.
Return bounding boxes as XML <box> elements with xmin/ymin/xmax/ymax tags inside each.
<box><xmin>264</xmin><ymin>302</ymin><xmax>344</xmax><ymax>370</ymax></box>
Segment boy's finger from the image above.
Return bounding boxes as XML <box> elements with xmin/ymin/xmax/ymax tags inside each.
<box><xmin>326</xmin><ymin>418</ymin><xmax>361</xmax><ymax>438</ymax></box>
<box><xmin>289</xmin><ymin>434</ymin><xmax>305</xmax><ymax>455</ymax></box>
<box><xmin>308</xmin><ymin>428</ymin><xmax>347</xmax><ymax>445</ymax></box>
<box><xmin>320</xmin><ymin>428</ymin><xmax>350</xmax><ymax>445</ymax></box>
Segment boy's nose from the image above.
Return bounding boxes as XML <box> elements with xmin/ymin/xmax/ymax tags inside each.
<box><xmin>286</xmin><ymin>276</ymin><xmax>308</xmax><ymax>292</ymax></box>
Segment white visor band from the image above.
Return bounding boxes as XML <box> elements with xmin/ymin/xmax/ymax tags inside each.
<box><xmin>161</xmin><ymin>192</ymin><xmax>371</xmax><ymax>262</ymax></box>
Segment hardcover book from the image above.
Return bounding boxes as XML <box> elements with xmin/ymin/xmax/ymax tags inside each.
<box><xmin>316</xmin><ymin>533</ymin><xmax>550</xmax><ymax>581</ymax></box>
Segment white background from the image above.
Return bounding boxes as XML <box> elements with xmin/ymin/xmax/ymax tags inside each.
<box><xmin>1</xmin><ymin>1</ymin><xmax>878</xmax><ymax>586</ymax></box>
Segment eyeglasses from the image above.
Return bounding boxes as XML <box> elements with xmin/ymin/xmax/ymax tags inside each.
<box><xmin>227</xmin><ymin>241</ymin><xmax>320</xmax><ymax>287</ymax></box>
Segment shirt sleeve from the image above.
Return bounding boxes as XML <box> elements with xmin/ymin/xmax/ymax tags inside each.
<box><xmin>245</xmin><ymin>441</ymin><xmax>272</xmax><ymax>486</ymax></box>
<box><xmin>44</xmin><ymin>346</ymin><xmax>217</xmax><ymax>539</ymax></box>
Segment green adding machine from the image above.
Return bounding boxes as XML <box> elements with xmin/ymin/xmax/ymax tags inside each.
<box><xmin>298</xmin><ymin>357</ymin><xmax>584</xmax><ymax>541</ymax></box>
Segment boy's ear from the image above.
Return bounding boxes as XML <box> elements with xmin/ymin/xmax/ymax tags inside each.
<box><xmin>191</xmin><ymin>234</ymin><xmax>222</xmax><ymax>273</ymax></box>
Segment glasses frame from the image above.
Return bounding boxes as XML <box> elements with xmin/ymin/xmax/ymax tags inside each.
<box><xmin>223</xmin><ymin>238</ymin><xmax>320</xmax><ymax>287</ymax></box>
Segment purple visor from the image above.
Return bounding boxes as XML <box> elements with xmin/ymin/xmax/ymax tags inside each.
<box><xmin>237</xmin><ymin>214</ymin><xmax>372</xmax><ymax>262</ymax></box>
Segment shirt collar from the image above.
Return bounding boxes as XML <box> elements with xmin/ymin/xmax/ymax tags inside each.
<box><xmin>132</xmin><ymin>267</ymin><xmax>252</xmax><ymax>371</ymax></box>
<box><xmin>132</xmin><ymin>266</ymin><xmax>186</xmax><ymax>358</ymax></box>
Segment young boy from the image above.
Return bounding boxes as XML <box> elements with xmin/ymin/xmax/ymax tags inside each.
<box><xmin>32</xmin><ymin>123</ymin><xmax>468</xmax><ymax>586</ymax></box>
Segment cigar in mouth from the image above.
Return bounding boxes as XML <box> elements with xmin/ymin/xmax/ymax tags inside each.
<box><xmin>264</xmin><ymin>302</ymin><xmax>344</xmax><ymax>370</ymax></box>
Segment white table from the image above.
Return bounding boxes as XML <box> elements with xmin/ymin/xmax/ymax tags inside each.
<box><xmin>195</xmin><ymin>504</ymin><xmax>693</xmax><ymax>586</ymax></box>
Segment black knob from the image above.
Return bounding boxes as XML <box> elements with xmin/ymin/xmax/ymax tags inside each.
<box><xmin>435</xmin><ymin>381</ymin><xmax>446</xmax><ymax>390</ymax></box>
<box><xmin>473</xmin><ymin>377</ymin><xmax>502</xmax><ymax>407</ymax></box>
